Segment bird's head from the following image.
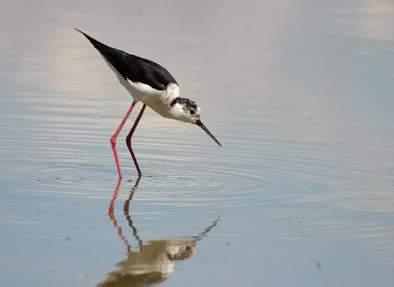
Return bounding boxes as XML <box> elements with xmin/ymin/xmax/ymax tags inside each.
<box><xmin>169</xmin><ymin>97</ymin><xmax>222</xmax><ymax>147</ymax></box>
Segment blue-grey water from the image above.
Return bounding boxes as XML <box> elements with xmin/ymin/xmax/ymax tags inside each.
<box><xmin>1</xmin><ymin>0</ymin><xmax>394</xmax><ymax>286</ymax></box>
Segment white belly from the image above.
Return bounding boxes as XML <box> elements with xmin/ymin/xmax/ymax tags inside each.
<box><xmin>103</xmin><ymin>57</ymin><xmax>179</xmax><ymax>119</ymax></box>
<box><xmin>125</xmin><ymin>80</ymin><xmax>174</xmax><ymax>118</ymax></box>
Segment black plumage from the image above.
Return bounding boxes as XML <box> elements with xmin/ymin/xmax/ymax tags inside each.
<box><xmin>76</xmin><ymin>29</ymin><xmax>177</xmax><ymax>91</ymax></box>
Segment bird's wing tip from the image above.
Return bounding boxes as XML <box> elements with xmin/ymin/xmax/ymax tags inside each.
<box><xmin>74</xmin><ymin>28</ymin><xmax>85</xmax><ymax>35</ymax></box>
<box><xmin>74</xmin><ymin>29</ymin><xmax>95</xmax><ymax>43</ymax></box>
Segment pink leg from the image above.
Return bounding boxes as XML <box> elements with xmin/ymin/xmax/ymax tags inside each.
<box><xmin>126</xmin><ymin>104</ymin><xmax>146</xmax><ymax>176</ymax></box>
<box><xmin>111</xmin><ymin>101</ymin><xmax>137</xmax><ymax>178</ymax></box>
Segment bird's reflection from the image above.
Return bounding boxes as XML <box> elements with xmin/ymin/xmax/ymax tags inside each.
<box><xmin>99</xmin><ymin>177</ymin><xmax>219</xmax><ymax>287</ymax></box>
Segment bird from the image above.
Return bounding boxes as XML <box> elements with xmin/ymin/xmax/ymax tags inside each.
<box><xmin>75</xmin><ymin>29</ymin><xmax>222</xmax><ymax>178</ymax></box>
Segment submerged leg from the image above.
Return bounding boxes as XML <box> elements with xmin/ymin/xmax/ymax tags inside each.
<box><xmin>126</xmin><ymin>104</ymin><xmax>146</xmax><ymax>176</ymax></box>
<box><xmin>111</xmin><ymin>101</ymin><xmax>137</xmax><ymax>178</ymax></box>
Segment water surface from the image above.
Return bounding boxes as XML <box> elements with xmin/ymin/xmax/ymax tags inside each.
<box><xmin>1</xmin><ymin>0</ymin><xmax>394</xmax><ymax>286</ymax></box>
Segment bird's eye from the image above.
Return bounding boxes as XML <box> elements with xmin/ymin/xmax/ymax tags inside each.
<box><xmin>190</xmin><ymin>110</ymin><xmax>195</xmax><ymax>115</ymax></box>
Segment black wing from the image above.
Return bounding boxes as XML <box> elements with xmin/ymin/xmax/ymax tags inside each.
<box><xmin>76</xmin><ymin>29</ymin><xmax>177</xmax><ymax>90</ymax></box>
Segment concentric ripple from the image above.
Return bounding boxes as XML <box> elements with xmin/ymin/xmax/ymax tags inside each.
<box><xmin>1</xmin><ymin>41</ymin><xmax>394</xmax><ymax>259</ymax></box>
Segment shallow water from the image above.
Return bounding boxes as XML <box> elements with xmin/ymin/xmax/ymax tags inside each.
<box><xmin>1</xmin><ymin>0</ymin><xmax>394</xmax><ymax>286</ymax></box>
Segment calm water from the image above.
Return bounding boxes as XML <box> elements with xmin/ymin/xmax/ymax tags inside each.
<box><xmin>1</xmin><ymin>0</ymin><xmax>394</xmax><ymax>286</ymax></box>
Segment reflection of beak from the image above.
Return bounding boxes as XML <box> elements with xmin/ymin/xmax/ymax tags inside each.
<box><xmin>196</xmin><ymin>120</ymin><xmax>222</xmax><ymax>147</ymax></box>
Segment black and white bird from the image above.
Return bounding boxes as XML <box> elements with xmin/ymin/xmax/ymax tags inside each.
<box><xmin>76</xmin><ymin>29</ymin><xmax>221</xmax><ymax>178</ymax></box>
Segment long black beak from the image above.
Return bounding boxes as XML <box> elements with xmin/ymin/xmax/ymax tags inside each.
<box><xmin>196</xmin><ymin>120</ymin><xmax>222</xmax><ymax>147</ymax></box>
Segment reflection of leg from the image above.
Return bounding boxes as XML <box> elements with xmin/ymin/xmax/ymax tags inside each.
<box><xmin>123</xmin><ymin>176</ymin><xmax>144</xmax><ymax>251</ymax></box>
<box><xmin>108</xmin><ymin>178</ymin><xmax>132</xmax><ymax>253</ymax></box>
<box><xmin>111</xmin><ymin>101</ymin><xmax>137</xmax><ymax>179</ymax></box>
<box><xmin>126</xmin><ymin>104</ymin><xmax>146</xmax><ymax>176</ymax></box>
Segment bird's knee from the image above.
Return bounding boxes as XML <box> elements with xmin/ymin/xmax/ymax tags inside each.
<box><xmin>125</xmin><ymin>137</ymin><xmax>132</xmax><ymax>148</ymax></box>
<box><xmin>110</xmin><ymin>136</ymin><xmax>116</xmax><ymax>146</ymax></box>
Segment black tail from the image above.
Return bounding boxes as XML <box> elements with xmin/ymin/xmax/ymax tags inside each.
<box><xmin>74</xmin><ymin>28</ymin><xmax>129</xmax><ymax>78</ymax></box>
<box><xmin>74</xmin><ymin>28</ymin><xmax>110</xmax><ymax>54</ymax></box>
<box><xmin>74</xmin><ymin>28</ymin><xmax>177</xmax><ymax>90</ymax></box>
